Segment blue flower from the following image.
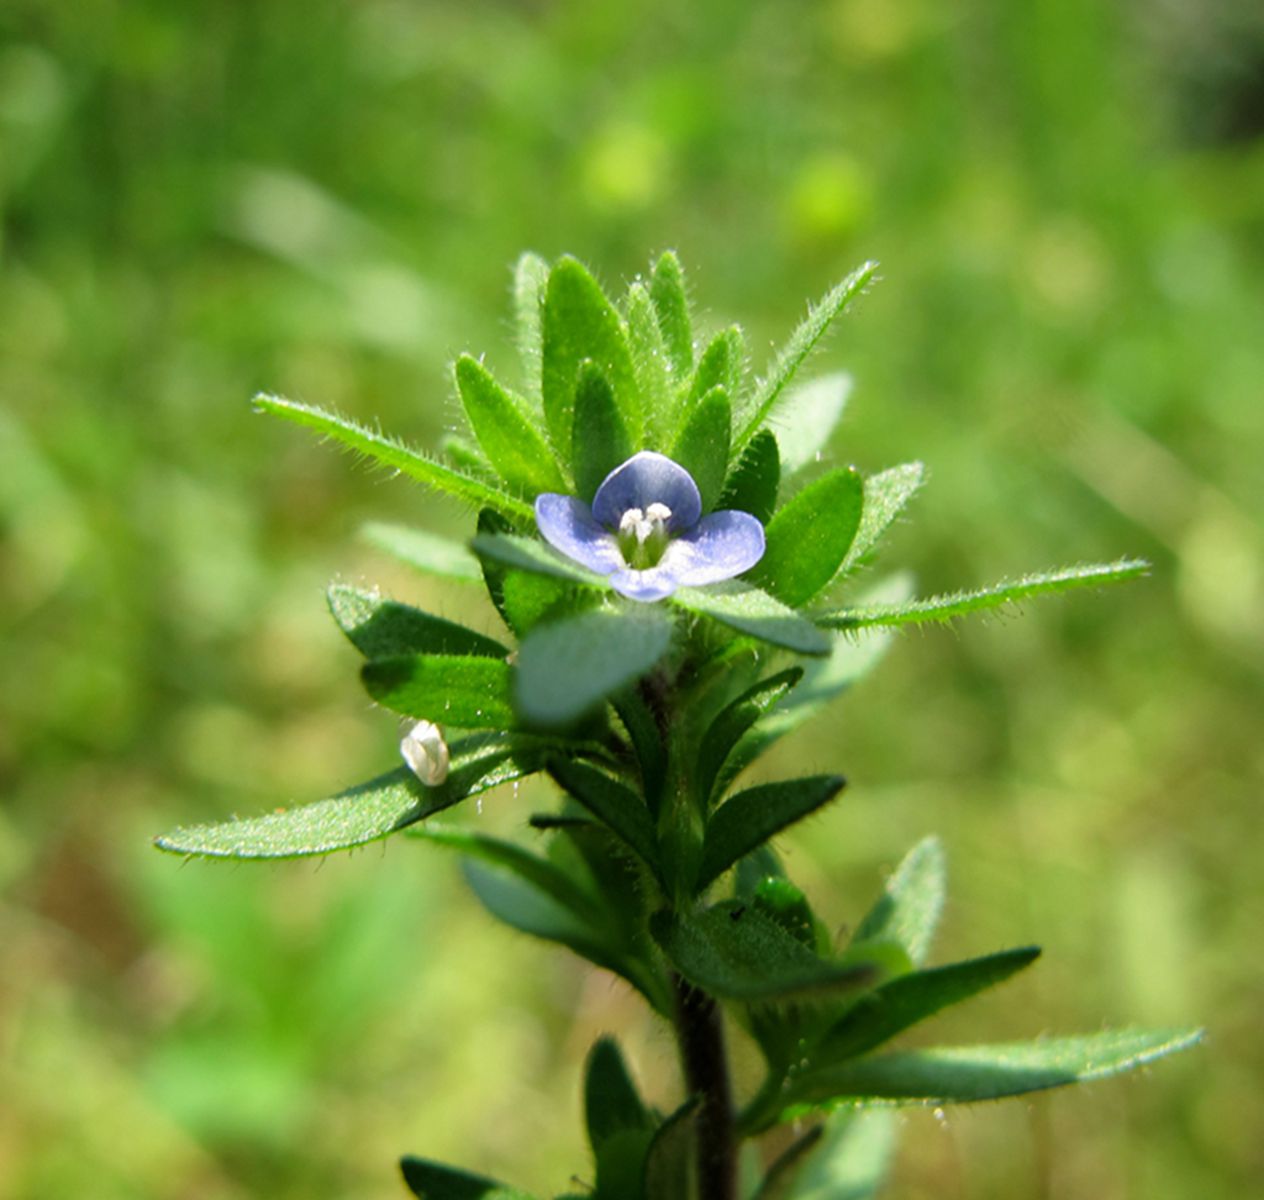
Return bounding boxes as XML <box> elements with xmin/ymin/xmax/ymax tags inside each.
<box><xmin>535</xmin><ymin>451</ymin><xmax>766</xmax><ymax>602</ymax></box>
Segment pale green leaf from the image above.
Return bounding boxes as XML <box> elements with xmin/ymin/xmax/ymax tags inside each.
<box><xmin>360</xmin><ymin>521</ymin><xmax>482</xmax><ymax>582</ymax></box>
<box><xmin>771</xmin><ymin>372</ymin><xmax>852</xmax><ymax>477</ymax></box>
<box><xmin>469</xmin><ymin>532</ymin><xmax>613</xmax><ymax>589</ymax></box>
<box><xmin>513</xmin><ymin>251</ymin><xmax>550</xmax><ymax>404</ymax></box>
<box><xmin>625</xmin><ymin>280</ymin><xmax>673</xmax><ymax>445</ymax></box>
<box><xmin>650</xmin><ymin>250</ymin><xmax>694</xmax><ymax>379</ymax></box>
<box><xmin>851</xmin><ymin>836</ymin><xmax>946</xmax><ymax>968</ymax></box>
<box><xmin>839</xmin><ymin>462</ymin><xmax>924</xmax><ymax>574</ymax></box>
<box><xmin>673</xmin><ymin>582</ymin><xmax>830</xmax><ymax>656</ymax></box>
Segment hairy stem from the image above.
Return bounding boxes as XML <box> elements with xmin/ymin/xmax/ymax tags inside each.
<box><xmin>672</xmin><ymin>971</ymin><xmax>737</xmax><ymax>1200</ymax></box>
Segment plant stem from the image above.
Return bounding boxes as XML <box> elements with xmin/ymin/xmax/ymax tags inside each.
<box><xmin>672</xmin><ymin>971</ymin><xmax>737</xmax><ymax>1200</ymax></box>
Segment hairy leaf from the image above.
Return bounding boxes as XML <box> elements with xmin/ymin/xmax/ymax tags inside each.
<box><xmin>851</xmin><ymin>836</ymin><xmax>946</xmax><ymax>968</ymax></box>
<box><xmin>548</xmin><ymin>758</ymin><xmax>661</xmax><ymax>882</ymax></box>
<box><xmin>328</xmin><ymin>584</ymin><xmax>507</xmax><ymax>659</ymax></box>
<box><xmin>513</xmin><ymin>251</ymin><xmax>549</xmax><ymax>404</ymax></box>
<box><xmin>650</xmin><ymin>250</ymin><xmax>694</xmax><ymax>379</ymax></box>
<box><xmin>361</xmin><ymin>654</ymin><xmax>515</xmax><ymax>727</ymax></box>
<box><xmin>771</xmin><ymin>372</ymin><xmax>852</xmax><ymax>478</ymax></box>
<box><xmin>670</xmin><ymin>385</ymin><xmax>732</xmax><ymax>514</ymax></box>
<box><xmin>625</xmin><ymin>280</ymin><xmax>673</xmax><ymax>444</ymax></box>
<box><xmin>361</xmin><ymin>521</ymin><xmax>482</xmax><ymax>583</ymax></box>
<box><xmin>572</xmin><ymin>362</ymin><xmax>634</xmax><ymax>503</ymax></box>
<box><xmin>839</xmin><ymin>462</ymin><xmax>924</xmax><ymax>574</ymax></box>
<box><xmin>470</xmin><ymin>531</ymin><xmax>613</xmax><ymax>590</ymax></box>
<box><xmin>584</xmin><ymin>1037</ymin><xmax>653</xmax><ymax>1154</ymax></box>
<box><xmin>717</xmin><ymin>430</ymin><xmax>780</xmax><ymax>524</ymax></box>
<box><xmin>673</xmin><ymin>581</ymin><xmax>830</xmax><ymax>656</ymax></box>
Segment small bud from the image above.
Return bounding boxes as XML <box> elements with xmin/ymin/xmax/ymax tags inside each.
<box><xmin>400</xmin><ymin>720</ymin><xmax>450</xmax><ymax>786</ymax></box>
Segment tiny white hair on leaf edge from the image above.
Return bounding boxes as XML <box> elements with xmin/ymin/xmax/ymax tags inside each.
<box><xmin>400</xmin><ymin>720</ymin><xmax>450</xmax><ymax>786</ymax></box>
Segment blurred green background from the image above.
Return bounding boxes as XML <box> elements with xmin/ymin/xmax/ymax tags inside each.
<box><xmin>2</xmin><ymin>0</ymin><xmax>1261</xmax><ymax>1196</ymax></box>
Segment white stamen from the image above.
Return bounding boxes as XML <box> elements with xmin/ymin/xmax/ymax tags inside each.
<box><xmin>400</xmin><ymin>719</ymin><xmax>450</xmax><ymax>786</ymax></box>
<box><xmin>618</xmin><ymin>503</ymin><xmax>672</xmax><ymax>544</ymax></box>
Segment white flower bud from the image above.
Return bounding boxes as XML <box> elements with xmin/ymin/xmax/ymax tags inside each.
<box><xmin>400</xmin><ymin>720</ymin><xmax>450</xmax><ymax>786</ymax></box>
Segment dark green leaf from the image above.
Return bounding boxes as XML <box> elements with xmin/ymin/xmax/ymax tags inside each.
<box><xmin>697</xmin><ymin>776</ymin><xmax>845</xmax><ymax>892</ymax></box>
<box><xmin>653</xmin><ymin>903</ymin><xmax>875</xmax><ymax>1003</ymax></box>
<box><xmin>673</xmin><ymin>582</ymin><xmax>830</xmax><ymax>656</ymax></box>
<box><xmin>361</xmin><ymin>521</ymin><xmax>483</xmax><ymax>583</ymax></box>
<box><xmin>851</xmin><ymin>836</ymin><xmax>946</xmax><ymax>968</ymax></box>
<box><xmin>735</xmin><ymin>262</ymin><xmax>876</xmax><ymax>450</ymax></box>
<box><xmin>670</xmin><ymin>385</ymin><xmax>731</xmax><ymax>513</ymax></box>
<box><xmin>819</xmin><ymin>947</ymin><xmax>1041</xmax><ymax>1061</ymax></box>
<box><xmin>154</xmin><ymin>735</ymin><xmax>534</xmax><ymax>859</ymax></box>
<box><xmin>548</xmin><ymin>758</ymin><xmax>661</xmax><ymax>882</ymax></box>
<box><xmin>572</xmin><ymin>362</ymin><xmax>634</xmax><ymax>503</ymax></box>
<box><xmin>516</xmin><ymin>606</ymin><xmax>673</xmax><ymax>727</ymax></box>
<box><xmin>751</xmin><ymin>877</ymin><xmax>820</xmax><ymax>951</ymax></box>
<box><xmin>650</xmin><ymin>250</ymin><xmax>694</xmax><ymax>379</ymax></box>
<box><xmin>717</xmin><ymin>430</ymin><xmax>779</xmax><ymax>524</ymax></box>
<box><xmin>751</xmin><ymin>1126</ymin><xmax>823</xmax><ymax>1200</ymax></box>
<box><xmin>748</xmin><ymin>468</ymin><xmax>864</xmax><ymax>607</ymax></box>
<box><xmin>542</xmin><ymin>257</ymin><xmax>640</xmax><ymax>458</ymax></box>
<box><xmin>770</xmin><ymin>372</ymin><xmax>852</xmax><ymax>478</ymax></box>
<box><xmin>513</xmin><ymin>251</ymin><xmax>549</xmax><ymax>405</ymax></box>
<box><xmin>695</xmin><ymin>668</ymin><xmax>803</xmax><ymax>806</ymax></box>
<box><xmin>400</xmin><ymin>1157</ymin><xmax>535</xmax><ymax>1199</ymax></box>
<box><xmin>328</xmin><ymin>584</ymin><xmax>507</xmax><ymax>659</ymax></box>
<box><xmin>361</xmin><ymin>654</ymin><xmax>515</xmax><ymax>727</ymax></box>
<box><xmin>839</xmin><ymin>462</ymin><xmax>924</xmax><ymax>574</ymax></box>
<box><xmin>612</xmin><ymin>687</ymin><xmax>668</xmax><ymax>815</ymax></box>
<box><xmin>253</xmin><ymin>394</ymin><xmax>534</xmax><ymax>522</ymax></box>
<box><xmin>817</xmin><ymin>561</ymin><xmax>1150</xmax><ymax>630</ymax></box>
<box><xmin>584</xmin><ymin>1037</ymin><xmax>653</xmax><ymax>1154</ymax></box>
<box><xmin>455</xmin><ymin>354</ymin><xmax>566</xmax><ymax>495</ymax></box>
<box><xmin>641</xmin><ymin>1096</ymin><xmax>700</xmax><ymax>1200</ymax></box>
<box><xmin>786</xmin><ymin>1028</ymin><xmax>1203</xmax><ymax>1110</ymax></box>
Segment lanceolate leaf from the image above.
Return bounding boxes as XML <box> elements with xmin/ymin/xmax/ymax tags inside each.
<box><xmin>547</xmin><ymin>758</ymin><xmax>661</xmax><ymax>881</ymax></box>
<box><xmin>327</xmin><ymin>584</ymin><xmax>508</xmax><ymax>659</ymax></box>
<box><xmin>772</xmin><ymin>372</ymin><xmax>852</xmax><ymax>478</ymax></box>
<box><xmin>154</xmin><ymin>734</ymin><xmax>535</xmax><ymax>859</ymax></box>
<box><xmin>819</xmin><ymin>947</ymin><xmax>1042</xmax><ymax>1061</ymax></box>
<box><xmin>253</xmin><ymin>394</ymin><xmax>534</xmax><ymax>522</ymax></box>
<box><xmin>572</xmin><ymin>362</ymin><xmax>634</xmax><ymax>503</ymax></box>
<box><xmin>839</xmin><ymin>462</ymin><xmax>924</xmax><ymax>574</ymax></box>
<box><xmin>542</xmin><ymin>257</ymin><xmax>640</xmax><ymax>457</ymax></box>
<box><xmin>513</xmin><ymin>250</ymin><xmax>549</xmax><ymax>404</ymax></box>
<box><xmin>470</xmin><ymin>531</ymin><xmax>613</xmax><ymax>590</ymax></box>
<box><xmin>751</xmin><ymin>1126</ymin><xmax>824</xmax><ymax>1200</ymax></box>
<box><xmin>653</xmin><ymin>903</ymin><xmax>876</xmax><ymax>1003</ymax></box>
<box><xmin>670</xmin><ymin>385</ymin><xmax>732</xmax><ymax>513</ymax></box>
<box><xmin>516</xmin><ymin>606</ymin><xmax>674</xmax><ymax>727</ymax></box>
<box><xmin>642</xmin><ymin>1096</ymin><xmax>701</xmax><ymax>1200</ymax></box>
<box><xmin>736</xmin><ymin>261</ymin><xmax>877</xmax><ymax>450</ymax></box>
<box><xmin>454</xmin><ymin>354</ymin><xmax>567</xmax><ymax>495</ymax></box>
<box><xmin>785</xmin><ymin>1028</ymin><xmax>1203</xmax><ymax>1111</ymax></box>
<box><xmin>783</xmin><ymin>1110</ymin><xmax>897</xmax><ymax>1200</ymax></box>
<box><xmin>694</xmin><ymin>668</ymin><xmax>803</xmax><ymax>805</ymax></box>
<box><xmin>817</xmin><ymin>561</ymin><xmax>1150</xmax><ymax>630</ymax></box>
<box><xmin>583</xmin><ymin>1037</ymin><xmax>653</xmax><ymax>1153</ymax></box>
<box><xmin>650</xmin><ymin>250</ymin><xmax>694</xmax><ymax>379</ymax></box>
<box><xmin>689</xmin><ymin>327</ymin><xmax>745</xmax><ymax>407</ymax></box>
<box><xmin>361</xmin><ymin>654</ymin><xmax>515</xmax><ymax>728</ymax></box>
<box><xmin>696</xmin><ymin>776</ymin><xmax>846</xmax><ymax>892</ymax></box>
<box><xmin>748</xmin><ymin>467</ymin><xmax>864</xmax><ymax>607</ymax></box>
<box><xmin>361</xmin><ymin>521</ymin><xmax>482</xmax><ymax>583</ymax></box>
<box><xmin>400</xmin><ymin>1157</ymin><xmax>536</xmax><ymax>1200</ymax></box>
<box><xmin>851</xmin><ymin>836</ymin><xmax>946</xmax><ymax>968</ymax></box>
<box><xmin>673</xmin><ymin>582</ymin><xmax>830</xmax><ymax>656</ymax></box>
<box><xmin>612</xmin><ymin>688</ymin><xmax>668</xmax><ymax>815</ymax></box>
<box><xmin>717</xmin><ymin>429</ymin><xmax>780</xmax><ymax>524</ymax></box>
<box><xmin>625</xmin><ymin>281</ymin><xmax>673</xmax><ymax>443</ymax></box>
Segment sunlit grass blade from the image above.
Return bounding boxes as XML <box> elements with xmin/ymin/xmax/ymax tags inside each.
<box><xmin>817</xmin><ymin>560</ymin><xmax>1150</xmax><ymax>630</ymax></box>
<box><xmin>153</xmin><ymin>734</ymin><xmax>534</xmax><ymax>859</ymax></box>
<box><xmin>735</xmin><ymin>261</ymin><xmax>877</xmax><ymax>450</ymax></box>
<box><xmin>254</xmin><ymin>393</ymin><xmax>534</xmax><ymax>521</ymax></box>
<box><xmin>360</xmin><ymin>521</ymin><xmax>482</xmax><ymax>582</ymax></box>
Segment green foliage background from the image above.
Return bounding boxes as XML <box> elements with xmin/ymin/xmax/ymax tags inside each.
<box><xmin>2</xmin><ymin>0</ymin><xmax>1260</xmax><ymax>1196</ymax></box>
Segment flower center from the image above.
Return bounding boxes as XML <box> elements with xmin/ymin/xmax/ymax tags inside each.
<box><xmin>616</xmin><ymin>502</ymin><xmax>672</xmax><ymax>569</ymax></box>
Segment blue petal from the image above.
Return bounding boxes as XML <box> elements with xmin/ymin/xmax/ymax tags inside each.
<box><xmin>592</xmin><ymin>451</ymin><xmax>702</xmax><ymax>533</ymax></box>
<box><xmin>608</xmin><ymin>567</ymin><xmax>679</xmax><ymax>602</ymax></box>
<box><xmin>534</xmin><ymin>494</ymin><xmax>624</xmax><ymax>575</ymax></box>
<box><xmin>655</xmin><ymin>510</ymin><xmax>766</xmax><ymax>588</ymax></box>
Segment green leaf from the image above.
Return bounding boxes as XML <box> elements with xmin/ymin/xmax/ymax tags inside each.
<box><xmin>653</xmin><ymin>903</ymin><xmax>876</xmax><ymax>1003</ymax></box>
<box><xmin>253</xmin><ymin>394</ymin><xmax>534</xmax><ymax>522</ymax></box>
<box><xmin>735</xmin><ymin>262</ymin><xmax>876</xmax><ymax>450</ymax></box>
<box><xmin>670</xmin><ymin>385</ymin><xmax>731</xmax><ymax>513</ymax></box>
<box><xmin>819</xmin><ymin>947</ymin><xmax>1042</xmax><ymax>1062</ymax></box>
<box><xmin>584</xmin><ymin>1037</ymin><xmax>653</xmax><ymax>1153</ymax></box>
<box><xmin>327</xmin><ymin>584</ymin><xmax>508</xmax><ymax>659</ymax></box>
<box><xmin>748</xmin><ymin>468</ymin><xmax>864</xmax><ymax>607</ymax></box>
<box><xmin>839</xmin><ymin>462</ymin><xmax>924</xmax><ymax>574</ymax></box>
<box><xmin>154</xmin><ymin>734</ymin><xmax>534</xmax><ymax>859</ymax></box>
<box><xmin>771</xmin><ymin>372</ymin><xmax>852</xmax><ymax>478</ymax></box>
<box><xmin>513</xmin><ymin>251</ymin><xmax>549</xmax><ymax>404</ymax></box>
<box><xmin>516</xmin><ymin>606</ymin><xmax>673</xmax><ymax>727</ymax></box>
<box><xmin>696</xmin><ymin>776</ymin><xmax>845</xmax><ymax>892</ymax></box>
<box><xmin>439</xmin><ymin>432</ymin><xmax>494</xmax><ymax>478</ymax></box>
<box><xmin>673</xmin><ymin>582</ymin><xmax>830</xmax><ymax>656</ymax></box>
<box><xmin>851</xmin><ymin>836</ymin><xmax>946</xmax><ymax>968</ymax></box>
<box><xmin>751</xmin><ymin>877</ymin><xmax>821</xmax><ymax>952</ymax></box>
<box><xmin>361</xmin><ymin>521</ymin><xmax>483</xmax><ymax>583</ymax></box>
<box><xmin>400</xmin><ymin>1157</ymin><xmax>535</xmax><ymax>1199</ymax></box>
<box><xmin>717</xmin><ymin>430</ymin><xmax>779</xmax><ymax>524</ymax></box>
<box><xmin>694</xmin><ymin>668</ymin><xmax>803</xmax><ymax>805</ymax></box>
<box><xmin>470</xmin><ymin>531</ymin><xmax>613</xmax><ymax>590</ymax></box>
<box><xmin>542</xmin><ymin>257</ymin><xmax>640</xmax><ymax>459</ymax></box>
<box><xmin>641</xmin><ymin>1096</ymin><xmax>701</xmax><ymax>1200</ymax></box>
<box><xmin>572</xmin><ymin>362</ymin><xmax>634</xmax><ymax>503</ymax></box>
<box><xmin>547</xmin><ymin>758</ymin><xmax>661</xmax><ymax>883</ymax></box>
<box><xmin>786</xmin><ymin>1028</ymin><xmax>1203</xmax><ymax>1110</ymax></box>
<box><xmin>361</xmin><ymin>654</ymin><xmax>515</xmax><ymax>727</ymax></box>
<box><xmin>785</xmin><ymin>1110</ymin><xmax>897</xmax><ymax>1200</ymax></box>
<box><xmin>612</xmin><ymin>688</ymin><xmax>668</xmax><ymax>815</ymax></box>
<box><xmin>689</xmin><ymin>326</ymin><xmax>744</xmax><ymax>406</ymax></box>
<box><xmin>817</xmin><ymin>560</ymin><xmax>1150</xmax><ymax>630</ymax></box>
<box><xmin>455</xmin><ymin>355</ymin><xmax>567</xmax><ymax>495</ymax></box>
<box><xmin>625</xmin><ymin>280</ymin><xmax>673</xmax><ymax>445</ymax></box>
<box><xmin>751</xmin><ymin>1126</ymin><xmax>824</xmax><ymax>1200</ymax></box>
<box><xmin>650</xmin><ymin>250</ymin><xmax>694</xmax><ymax>379</ymax></box>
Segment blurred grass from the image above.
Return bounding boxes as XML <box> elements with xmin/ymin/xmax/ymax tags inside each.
<box><xmin>2</xmin><ymin>0</ymin><xmax>1262</xmax><ymax>1197</ymax></box>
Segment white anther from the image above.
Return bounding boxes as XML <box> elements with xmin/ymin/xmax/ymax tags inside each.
<box><xmin>645</xmin><ymin>502</ymin><xmax>672</xmax><ymax>525</ymax></box>
<box><xmin>400</xmin><ymin>719</ymin><xmax>450</xmax><ymax>786</ymax></box>
<box><xmin>619</xmin><ymin>507</ymin><xmax>645</xmax><ymax>535</ymax></box>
